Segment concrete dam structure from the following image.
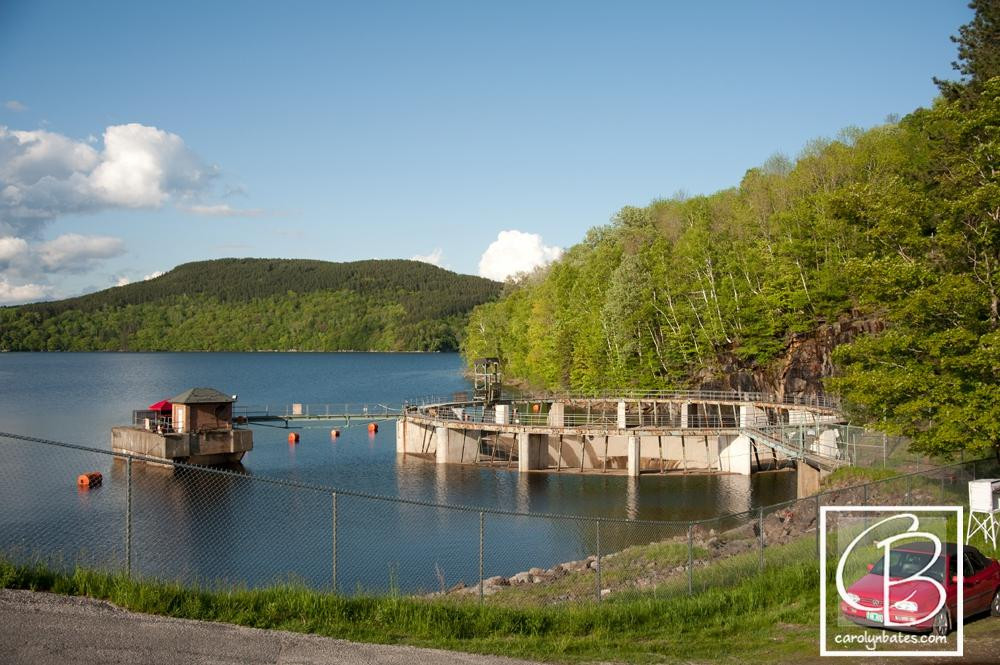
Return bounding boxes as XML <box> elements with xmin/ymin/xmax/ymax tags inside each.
<box><xmin>396</xmin><ymin>391</ymin><xmax>847</xmax><ymax>492</ymax></box>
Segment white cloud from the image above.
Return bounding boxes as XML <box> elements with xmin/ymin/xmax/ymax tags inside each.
<box><xmin>0</xmin><ymin>127</ymin><xmax>99</xmax><ymax>187</ymax></box>
<box><xmin>89</xmin><ymin>124</ymin><xmax>215</xmax><ymax>207</ymax></box>
<box><xmin>37</xmin><ymin>233</ymin><xmax>125</xmax><ymax>272</ymax></box>
<box><xmin>4</xmin><ymin>100</ymin><xmax>27</xmax><ymax>112</ymax></box>
<box><xmin>144</xmin><ymin>270</ymin><xmax>164</xmax><ymax>281</ymax></box>
<box><xmin>183</xmin><ymin>203</ymin><xmax>264</xmax><ymax>218</ymax></box>
<box><xmin>115</xmin><ymin>275</ymin><xmax>131</xmax><ymax>287</ymax></box>
<box><xmin>0</xmin><ymin>277</ymin><xmax>49</xmax><ymax>304</ymax></box>
<box><xmin>477</xmin><ymin>230</ymin><xmax>562</xmax><ymax>281</ymax></box>
<box><xmin>411</xmin><ymin>248</ymin><xmax>444</xmax><ymax>267</ymax></box>
<box><xmin>0</xmin><ymin>123</ymin><xmax>216</xmax><ymax>236</ymax></box>
<box><xmin>0</xmin><ymin>235</ymin><xmax>28</xmax><ymax>262</ymax></box>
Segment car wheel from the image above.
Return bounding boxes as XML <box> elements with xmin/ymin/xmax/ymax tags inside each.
<box><xmin>932</xmin><ymin>607</ymin><xmax>951</xmax><ymax>637</ymax></box>
<box><xmin>991</xmin><ymin>588</ymin><xmax>1000</xmax><ymax>617</ymax></box>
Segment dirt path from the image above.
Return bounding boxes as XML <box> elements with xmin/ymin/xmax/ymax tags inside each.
<box><xmin>0</xmin><ymin>588</ymin><xmax>537</xmax><ymax>665</ymax></box>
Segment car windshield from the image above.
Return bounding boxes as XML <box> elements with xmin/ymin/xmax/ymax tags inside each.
<box><xmin>870</xmin><ymin>550</ymin><xmax>945</xmax><ymax>582</ymax></box>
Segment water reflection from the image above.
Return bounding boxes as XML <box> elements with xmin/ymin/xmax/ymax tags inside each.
<box><xmin>398</xmin><ymin>451</ymin><xmax>793</xmax><ymax>522</ymax></box>
<box><xmin>625</xmin><ymin>476</ymin><xmax>639</xmax><ymax>521</ymax></box>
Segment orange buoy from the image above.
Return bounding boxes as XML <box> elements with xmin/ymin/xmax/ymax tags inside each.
<box><xmin>77</xmin><ymin>472</ymin><xmax>102</xmax><ymax>488</ymax></box>
<box><xmin>531</xmin><ymin>403</ymin><xmax>541</xmax><ymax>413</ymax></box>
<box><xmin>331</xmin><ymin>429</ymin><xmax>340</xmax><ymax>438</ymax></box>
<box><xmin>367</xmin><ymin>422</ymin><xmax>378</xmax><ymax>433</ymax></box>
<box><xmin>288</xmin><ymin>432</ymin><xmax>300</xmax><ymax>444</ymax></box>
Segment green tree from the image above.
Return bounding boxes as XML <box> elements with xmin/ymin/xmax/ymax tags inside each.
<box><xmin>934</xmin><ymin>0</ymin><xmax>1000</xmax><ymax>104</ymax></box>
<box><xmin>831</xmin><ymin>80</ymin><xmax>1000</xmax><ymax>462</ymax></box>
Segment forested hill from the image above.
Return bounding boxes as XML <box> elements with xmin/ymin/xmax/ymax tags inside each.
<box><xmin>462</xmin><ymin>5</ymin><xmax>1000</xmax><ymax>461</ymax></box>
<box><xmin>0</xmin><ymin>259</ymin><xmax>501</xmax><ymax>352</ymax></box>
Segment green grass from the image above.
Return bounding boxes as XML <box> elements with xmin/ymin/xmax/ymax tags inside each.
<box><xmin>822</xmin><ymin>466</ymin><xmax>900</xmax><ymax>489</ymax></box>
<box><xmin>0</xmin><ymin>556</ymin><xmax>823</xmax><ymax>664</ymax></box>
<box><xmin>3</xmin><ymin>511</ymin><xmax>996</xmax><ymax>663</ymax></box>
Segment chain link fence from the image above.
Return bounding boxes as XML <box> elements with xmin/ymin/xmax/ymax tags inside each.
<box><xmin>0</xmin><ymin>431</ymin><xmax>996</xmax><ymax>607</ymax></box>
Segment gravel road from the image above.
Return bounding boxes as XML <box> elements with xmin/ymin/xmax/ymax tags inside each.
<box><xmin>0</xmin><ymin>589</ymin><xmax>537</xmax><ymax>665</ymax></box>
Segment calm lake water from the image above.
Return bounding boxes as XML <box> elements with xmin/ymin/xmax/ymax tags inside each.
<box><xmin>0</xmin><ymin>352</ymin><xmax>796</xmax><ymax>592</ymax></box>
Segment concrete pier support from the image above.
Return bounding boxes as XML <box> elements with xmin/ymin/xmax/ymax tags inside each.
<box><xmin>396</xmin><ymin>418</ymin><xmax>437</xmax><ymax>455</ymax></box>
<box><xmin>517</xmin><ymin>432</ymin><xmax>544</xmax><ymax>472</ymax></box>
<box><xmin>435</xmin><ymin>426</ymin><xmax>450</xmax><ymax>464</ymax></box>
<box><xmin>495</xmin><ymin>404</ymin><xmax>510</xmax><ymax>424</ymax></box>
<box><xmin>626</xmin><ymin>435</ymin><xmax>641</xmax><ymax>477</ymax></box>
<box><xmin>617</xmin><ymin>401</ymin><xmax>627</xmax><ymax>429</ymax></box>
<box><xmin>680</xmin><ymin>402</ymin><xmax>690</xmax><ymax>428</ymax></box>
<box><xmin>718</xmin><ymin>434</ymin><xmax>752</xmax><ymax>475</ymax></box>
<box><xmin>433</xmin><ymin>425</ymin><xmax>480</xmax><ymax>464</ymax></box>
<box><xmin>796</xmin><ymin>460</ymin><xmax>829</xmax><ymax>498</ymax></box>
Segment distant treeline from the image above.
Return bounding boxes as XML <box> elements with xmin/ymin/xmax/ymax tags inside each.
<box><xmin>0</xmin><ymin>259</ymin><xmax>500</xmax><ymax>352</ymax></box>
<box><xmin>462</xmin><ymin>6</ymin><xmax>1000</xmax><ymax>461</ymax></box>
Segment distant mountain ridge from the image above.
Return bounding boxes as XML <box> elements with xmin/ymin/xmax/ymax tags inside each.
<box><xmin>0</xmin><ymin>258</ymin><xmax>501</xmax><ymax>352</ymax></box>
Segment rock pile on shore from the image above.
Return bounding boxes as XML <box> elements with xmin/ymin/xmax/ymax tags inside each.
<box><xmin>429</xmin><ymin>476</ymin><xmax>942</xmax><ymax>603</ymax></box>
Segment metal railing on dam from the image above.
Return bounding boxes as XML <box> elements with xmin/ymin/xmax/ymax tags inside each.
<box><xmin>0</xmin><ymin>430</ymin><xmax>993</xmax><ymax>606</ymax></box>
<box><xmin>407</xmin><ymin>388</ymin><xmax>840</xmax><ymax>411</ymax></box>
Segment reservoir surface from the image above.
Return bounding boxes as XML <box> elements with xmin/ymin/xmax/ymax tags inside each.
<box><xmin>0</xmin><ymin>352</ymin><xmax>796</xmax><ymax>592</ymax></box>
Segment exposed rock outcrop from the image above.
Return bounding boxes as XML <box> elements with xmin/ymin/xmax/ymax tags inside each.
<box><xmin>695</xmin><ymin>312</ymin><xmax>884</xmax><ymax>401</ymax></box>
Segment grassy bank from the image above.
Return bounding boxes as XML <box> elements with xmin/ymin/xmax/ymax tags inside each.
<box><xmin>821</xmin><ymin>466</ymin><xmax>900</xmax><ymax>488</ymax></box>
<box><xmin>1</xmin><ymin>557</ymin><xmax>821</xmax><ymax>664</ymax></box>
<box><xmin>4</xmin><ymin>507</ymin><xmax>996</xmax><ymax>662</ymax></box>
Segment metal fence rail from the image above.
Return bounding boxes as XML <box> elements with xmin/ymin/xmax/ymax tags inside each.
<box><xmin>405</xmin><ymin>405</ymin><xmax>839</xmax><ymax>430</ymax></box>
<box><xmin>501</xmin><ymin>389</ymin><xmax>841</xmax><ymax>410</ymax></box>
<box><xmin>233</xmin><ymin>403</ymin><xmax>402</xmax><ymax>419</ymax></box>
<box><xmin>0</xmin><ymin>429</ymin><xmax>994</xmax><ymax>606</ymax></box>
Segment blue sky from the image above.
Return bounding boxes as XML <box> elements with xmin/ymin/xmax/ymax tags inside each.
<box><xmin>0</xmin><ymin>0</ymin><xmax>974</xmax><ymax>302</ymax></box>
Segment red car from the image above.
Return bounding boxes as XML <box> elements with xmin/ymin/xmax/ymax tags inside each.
<box><xmin>840</xmin><ymin>542</ymin><xmax>1000</xmax><ymax>636</ymax></box>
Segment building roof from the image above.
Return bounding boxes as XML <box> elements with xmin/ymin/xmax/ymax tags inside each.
<box><xmin>168</xmin><ymin>387</ymin><xmax>235</xmax><ymax>404</ymax></box>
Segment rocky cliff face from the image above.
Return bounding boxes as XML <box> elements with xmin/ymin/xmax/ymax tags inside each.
<box><xmin>695</xmin><ymin>313</ymin><xmax>884</xmax><ymax>400</ymax></box>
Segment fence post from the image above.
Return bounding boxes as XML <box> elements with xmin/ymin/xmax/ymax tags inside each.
<box><xmin>906</xmin><ymin>474</ymin><xmax>912</xmax><ymax>505</ymax></box>
<box><xmin>125</xmin><ymin>455</ymin><xmax>132</xmax><ymax>578</ymax></box>
<box><xmin>940</xmin><ymin>474</ymin><xmax>945</xmax><ymax>502</ymax></box>
<box><xmin>972</xmin><ymin>459</ymin><xmax>977</xmax><ymax>482</ymax></box>
<box><xmin>332</xmin><ymin>492</ymin><xmax>338</xmax><ymax>593</ymax></box>
<box><xmin>687</xmin><ymin>522</ymin><xmax>693</xmax><ymax>595</ymax></box>
<box><xmin>758</xmin><ymin>507</ymin><xmax>765</xmax><ymax>572</ymax></box>
<box><xmin>862</xmin><ymin>484</ymin><xmax>869</xmax><ymax>531</ymax></box>
<box><xmin>882</xmin><ymin>433</ymin><xmax>887</xmax><ymax>469</ymax></box>
<box><xmin>595</xmin><ymin>520</ymin><xmax>602</xmax><ymax>602</ymax></box>
<box><xmin>478</xmin><ymin>511</ymin><xmax>484</xmax><ymax>605</ymax></box>
<box><xmin>815</xmin><ymin>495</ymin><xmax>821</xmax><ymax>558</ymax></box>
